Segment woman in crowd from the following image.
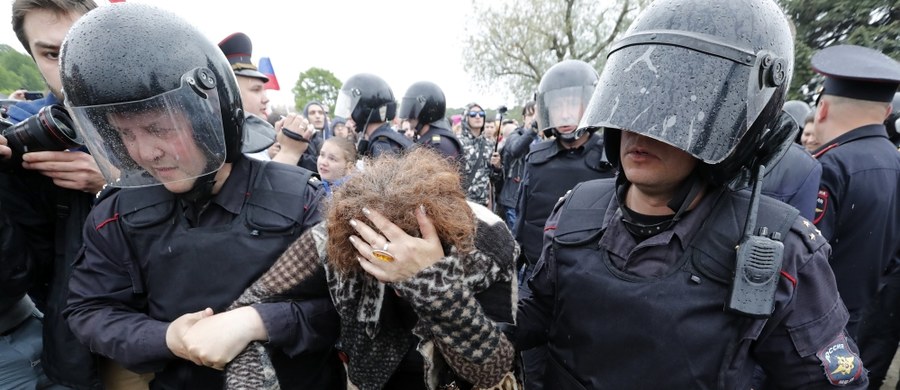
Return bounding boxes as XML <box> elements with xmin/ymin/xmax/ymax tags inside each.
<box><xmin>225</xmin><ymin>148</ymin><xmax>520</xmax><ymax>390</ymax></box>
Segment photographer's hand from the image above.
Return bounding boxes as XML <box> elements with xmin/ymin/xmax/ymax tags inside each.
<box><xmin>0</xmin><ymin>135</ymin><xmax>11</xmax><ymax>160</ymax></box>
<box><xmin>22</xmin><ymin>151</ymin><xmax>105</xmax><ymax>194</ymax></box>
<box><xmin>9</xmin><ymin>90</ymin><xmax>27</xmax><ymax>101</ymax></box>
<box><xmin>271</xmin><ymin>114</ymin><xmax>312</xmax><ymax>165</ymax></box>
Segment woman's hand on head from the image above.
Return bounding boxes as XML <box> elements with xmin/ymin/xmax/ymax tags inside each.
<box><xmin>349</xmin><ymin>206</ymin><xmax>444</xmax><ymax>283</ymax></box>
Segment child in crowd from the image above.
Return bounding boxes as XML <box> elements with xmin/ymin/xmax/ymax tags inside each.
<box><xmin>317</xmin><ymin>137</ymin><xmax>358</xmax><ymax>196</ymax></box>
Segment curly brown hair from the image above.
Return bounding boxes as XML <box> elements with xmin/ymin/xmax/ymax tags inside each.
<box><xmin>325</xmin><ymin>148</ymin><xmax>475</xmax><ymax>274</ymax></box>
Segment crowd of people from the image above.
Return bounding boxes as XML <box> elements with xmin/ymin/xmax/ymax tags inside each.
<box><xmin>0</xmin><ymin>0</ymin><xmax>899</xmax><ymax>389</ymax></box>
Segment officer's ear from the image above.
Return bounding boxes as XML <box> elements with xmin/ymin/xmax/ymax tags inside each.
<box><xmin>815</xmin><ymin>98</ymin><xmax>829</xmax><ymax>124</ymax></box>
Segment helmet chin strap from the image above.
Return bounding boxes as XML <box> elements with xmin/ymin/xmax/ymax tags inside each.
<box><xmin>554</xmin><ymin>127</ymin><xmax>588</xmax><ymax>144</ymax></box>
<box><xmin>617</xmin><ymin>170</ymin><xmax>706</xmax><ymax>239</ymax></box>
<box><xmin>178</xmin><ymin>162</ymin><xmax>220</xmax><ymax>203</ymax></box>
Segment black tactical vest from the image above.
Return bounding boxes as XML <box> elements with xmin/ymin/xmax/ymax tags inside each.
<box><xmin>113</xmin><ymin>160</ymin><xmax>339</xmax><ymax>389</ymax></box>
<box><xmin>543</xmin><ymin>179</ymin><xmax>797</xmax><ymax>389</ymax></box>
<box><xmin>516</xmin><ymin>134</ymin><xmax>614</xmax><ymax>264</ymax></box>
<box><xmin>417</xmin><ymin>126</ymin><xmax>462</xmax><ymax>155</ymax></box>
<box><xmin>366</xmin><ymin>125</ymin><xmax>413</xmax><ymax>156</ymax></box>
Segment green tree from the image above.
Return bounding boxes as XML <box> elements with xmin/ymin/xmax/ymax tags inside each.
<box><xmin>292</xmin><ymin>67</ymin><xmax>342</xmax><ymax>113</ymax></box>
<box><xmin>0</xmin><ymin>44</ymin><xmax>44</xmax><ymax>95</ymax></box>
<box><xmin>462</xmin><ymin>0</ymin><xmax>645</xmax><ymax>104</ymax></box>
<box><xmin>780</xmin><ymin>0</ymin><xmax>899</xmax><ymax>101</ymax></box>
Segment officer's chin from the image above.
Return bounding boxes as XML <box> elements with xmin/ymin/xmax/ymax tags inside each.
<box><xmin>161</xmin><ymin>178</ymin><xmax>196</xmax><ymax>194</ymax></box>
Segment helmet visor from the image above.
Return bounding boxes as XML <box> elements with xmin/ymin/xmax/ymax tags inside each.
<box><xmin>398</xmin><ymin>96</ymin><xmax>423</xmax><ymax>120</ymax></box>
<box><xmin>334</xmin><ymin>88</ymin><xmax>360</xmax><ymax>120</ymax></box>
<box><xmin>66</xmin><ymin>70</ymin><xmax>225</xmax><ymax>188</ymax></box>
<box><xmin>580</xmin><ymin>44</ymin><xmax>767</xmax><ymax>164</ymax></box>
<box><xmin>536</xmin><ymin>85</ymin><xmax>595</xmax><ymax>132</ymax></box>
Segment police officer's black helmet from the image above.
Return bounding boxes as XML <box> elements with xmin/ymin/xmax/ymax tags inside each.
<box><xmin>535</xmin><ymin>59</ymin><xmax>599</xmax><ymax>142</ymax></box>
<box><xmin>398</xmin><ymin>81</ymin><xmax>446</xmax><ymax>126</ymax></box>
<box><xmin>334</xmin><ymin>73</ymin><xmax>396</xmax><ymax>128</ymax></box>
<box><xmin>782</xmin><ymin>100</ymin><xmax>811</xmax><ymax>130</ymax></box>
<box><xmin>60</xmin><ymin>3</ymin><xmax>243</xmax><ymax>165</ymax></box>
<box><xmin>580</xmin><ymin>0</ymin><xmax>795</xmax><ymax>187</ymax></box>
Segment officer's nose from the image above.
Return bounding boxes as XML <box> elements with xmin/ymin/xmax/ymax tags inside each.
<box><xmin>135</xmin><ymin>136</ymin><xmax>164</xmax><ymax>162</ymax></box>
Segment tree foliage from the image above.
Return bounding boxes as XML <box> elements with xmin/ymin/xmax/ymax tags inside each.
<box><xmin>0</xmin><ymin>44</ymin><xmax>44</xmax><ymax>95</ymax></box>
<box><xmin>292</xmin><ymin>67</ymin><xmax>342</xmax><ymax>114</ymax></box>
<box><xmin>462</xmin><ymin>0</ymin><xmax>645</xmax><ymax>104</ymax></box>
<box><xmin>779</xmin><ymin>0</ymin><xmax>899</xmax><ymax>101</ymax></box>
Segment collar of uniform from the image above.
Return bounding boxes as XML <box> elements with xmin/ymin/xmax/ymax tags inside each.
<box><xmin>813</xmin><ymin>123</ymin><xmax>889</xmax><ymax>158</ymax></box>
<box><xmin>599</xmin><ymin>184</ymin><xmax>722</xmax><ymax>258</ymax></box>
<box><xmin>555</xmin><ymin>140</ymin><xmax>588</xmax><ymax>156</ymax></box>
<box><xmin>210</xmin><ymin>156</ymin><xmax>251</xmax><ymax>215</ymax></box>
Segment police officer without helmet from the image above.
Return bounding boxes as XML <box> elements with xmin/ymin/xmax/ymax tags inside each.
<box><xmin>217</xmin><ymin>32</ymin><xmax>282</xmax><ymax>162</ymax></box>
<box><xmin>512</xmin><ymin>0</ymin><xmax>866</xmax><ymax>387</ymax></box>
<box><xmin>808</xmin><ymin>44</ymin><xmax>900</xmax><ymax>339</ymax></box>
<box><xmin>335</xmin><ymin>73</ymin><xmax>411</xmax><ymax>158</ymax></box>
<box><xmin>61</xmin><ymin>4</ymin><xmax>342</xmax><ymax>389</ymax></box>
<box><xmin>398</xmin><ymin>81</ymin><xmax>463</xmax><ymax>162</ymax></box>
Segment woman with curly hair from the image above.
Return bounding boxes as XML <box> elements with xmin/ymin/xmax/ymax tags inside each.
<box><xmin>225</xmin><ymin>148</ymin><xmax>520</xmax><ymax>390</ymax></box>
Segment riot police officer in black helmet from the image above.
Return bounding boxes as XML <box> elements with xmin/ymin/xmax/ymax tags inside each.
<box><xmin>61</xmin><ymin>4</ymin><xmax>342</xmax><ymax>389</ymax></box>
<box><xmin>514</xmin><ymin>59</ymin><xmax>614</xmax><ymax>266</ymax></box>
<box><xmin>513</xmin><ymin>58</ymin><xmax>615</xmax><ymax>390</ymax></box>
<box><xmin>335</xmin><ymin>73</ymin><xmax>411</xmax><ymax>158</ymax></box>
<box><xmin>513</xmin><ymin>0</ymin><xmax>867</xmax><ymax>388</ymax></box>
<box><xmin>398</xmin><ymin>81</ymin><xmax>462</xmax><ymax>160</ymax></box>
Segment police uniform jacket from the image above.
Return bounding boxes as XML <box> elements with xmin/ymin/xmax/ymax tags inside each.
<box><xmin>515</xmin><ymin>178</ymin><xmax>867</xmax><ymax>389</ymax></box>
<box><xmin>365</xmin><ymin>123</ymin><xmax>412</xmax><ymax>158</ymax></box>
<box><xmin>813</xmin><ymin>123</ymin><xmax>900</xmax><ymax>333</ymax></box>
<box><xmin>416</xmin><ymin>121</ymin><xmax>462</xmax><ymax>161</ymax></box>
<box><xmin>761</xmin><ymin>143</ymin><xmax>822</xmax><ymax>220</ymax></box>
<box><xmin>65</xmin><ymin>157</ymin><xmax>342</xmax><ymax>389</ymax></box>
<box><xmin>513</xmin><ymin>134</ymin><xmax>613</xmax><ymax>264</ymax></box>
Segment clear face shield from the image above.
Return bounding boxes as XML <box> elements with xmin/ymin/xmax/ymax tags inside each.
<box><xmin>334</xmin><ymin>87</ymin><xmax>362</xmax><ymax>121</ymax></box>
<box><xmin>536</xmin><ymin>85</ymin><xmax>594</xmax><ymax>133</ymax></box>
<box><xmin>398</xmin><ymin>95</ymin><xmax>424</xmax><ymax>120</ymax></box>
<box><xmin>66</xmin><ymin>68</ymin><xmax>226</xmax><ymax>188</ymax></box>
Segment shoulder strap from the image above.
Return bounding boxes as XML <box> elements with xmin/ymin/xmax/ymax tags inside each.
<box><xmin>246</xmin><ymin>160</ymin><xmax>318</xmax><ymax>225</ymax></box>
<box><xmin>370</xmin><ymin>126</ymin><xmax>413</xmax><ymax>152</ymax></box>
<box><xmin>691</xmin><ymin>190</ymin><xmax>799</xmax><ymax>282</ymax></box>
<box><xmin>553</xmin><ymin>178</ymin><xmax>617</xmax><ymax>246</ymax></box>
<box><xmin>525</xmin><ymin>140</ymin><xmax>558</xmax><ymax>165</ymax></box>
<box><xmin>431</xmin><ymin>127</ymin><xmax>463</xmax><ymax>152</ymax></box>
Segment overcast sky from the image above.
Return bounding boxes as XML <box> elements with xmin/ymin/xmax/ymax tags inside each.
<box><xmin>0</xmin><ymin>0</ymin><xmax>512</xmax><ymax>109</ymax></box>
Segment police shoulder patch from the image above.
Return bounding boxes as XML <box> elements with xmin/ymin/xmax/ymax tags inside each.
<box><xmin>813</xmin><ymin>188</ymin><xmax>829</xmax><ymax>225</ymax></box>
<box><xmin>816</xmin><ymin>333</ymin><xmax>864</xmax><ymax>386</ymax></box>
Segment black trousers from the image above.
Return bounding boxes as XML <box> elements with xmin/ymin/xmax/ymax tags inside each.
<box><xmin>858</xmin><ymin>269</ymin><xmax>900</xmax><ymax>389</ymax></box>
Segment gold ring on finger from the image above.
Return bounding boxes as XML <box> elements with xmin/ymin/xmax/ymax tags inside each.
<box><xmin>372</xmin><ymin>249</ymin><xmax>395</xmax><ymax>262</ymax></box>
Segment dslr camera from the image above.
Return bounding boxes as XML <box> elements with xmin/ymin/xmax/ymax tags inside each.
<box><xmin>0</xmin><ymin>104</ymin><xmax>83</xmax><ymax>161</ymax></box>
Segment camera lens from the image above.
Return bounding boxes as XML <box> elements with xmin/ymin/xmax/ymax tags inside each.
<box><xmin>2</xmin><ymin>104</ymin><xmax>83</xmax><ymax>157</ymax></box>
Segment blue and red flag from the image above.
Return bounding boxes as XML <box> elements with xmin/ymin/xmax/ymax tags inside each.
<box><xmin>258</xmin><ymin>57</ymin><xmax>280</xmax><ymax>90</ymax></box>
